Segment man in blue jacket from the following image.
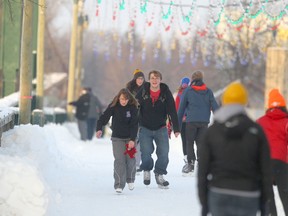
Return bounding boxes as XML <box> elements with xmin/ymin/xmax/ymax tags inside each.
<box><xmin>178</xmin><ymin>70</ymin><xmax>219</xmax><ymax>175</ymax></box>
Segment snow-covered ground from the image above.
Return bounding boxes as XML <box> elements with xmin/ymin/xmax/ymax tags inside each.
<box><xmin>0</xmin><ymin>123</ymin><xmax>285</xmax><ymax>216</ymax></box>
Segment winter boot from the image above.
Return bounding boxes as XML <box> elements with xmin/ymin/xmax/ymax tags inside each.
<box><xmin>155</xmin><ymin>173</ymin><xmax>169</xmax><ymax>189</ymax></box>
<box><xmin>128</xmin><ymin>183</ymin><xmax>134</xmax><ymax>190</ymax></box>
<box><xmin>143</xmin><ymin>171</ymin><xmax>151</xmax><ymax>185</ymax></box>
<box><xmin>181</xmin><ymin>156</ymin><xmax>188</xmax><ymax>173</ymax></box>
<box><xmin>115</xmin><ymin>188</ymin><xmax>123</xmax><ymax>193</ymax></box>
<box><xmin>182</xmin><ymin>160</ymin><xmax>194</xmax><ymax>176</ymax></box>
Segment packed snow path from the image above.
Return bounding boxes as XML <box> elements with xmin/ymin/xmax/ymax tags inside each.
<box><xmin>0</xmin><ymin>123</ymin><xmax>284</xmax><ymax>216</ymax></box>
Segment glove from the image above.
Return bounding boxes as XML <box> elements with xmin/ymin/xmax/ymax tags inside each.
<box><xmin>124</xmin><ymin>144</ymin><xmax>137</xmax><ymax>158</ymax></box>
<box><xmin>167</xmin><ymin>123</ymin><xmax>172</xmax><ymax>139</ymax></box>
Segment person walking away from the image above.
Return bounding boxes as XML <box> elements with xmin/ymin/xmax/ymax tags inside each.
<box><xmin>96</xmin><ymin>88</ymin><xmax>139</xmax><ymax>194</ymax></box>
<box><xmin>85</xmin><ymin>88</ymin><xmax>102</xmax><ymax>141</ymax></box>
<box><xmin>177</xmin><ymin>71</ymin><xmax>219</xmax><ymax>175</ymax></box>
<box><xmin>174</xmin><ymin>77</ymin><xmax>190</xmax><ymax>175</ymax></box>
<box><xmin>136</xmin><ymin>70</ymin><xmax>180</xmax><ymax>189</ymax></box>
<box><xmin>69</xmin><ymin>88</ymin><xmax>90</xmax><ymax>141</ymax></box>
<box><xmin>198</xmin><ymin>82</ymin><xmax>272</xmax><ymax>216</ymax></box>
<box><xmin>257</xmin><ymin>88</ymin><xmax>288</xmax><ymax>216</ymax></box>
<box><xmin>126</xmin><ymin>69</ymin><xmax>145</xmax><ymax>173</ymax></box>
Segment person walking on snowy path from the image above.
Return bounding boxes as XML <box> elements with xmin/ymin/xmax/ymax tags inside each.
<box><xmin>257</xmin><ymin>89</ymin><xmax>288</xmax><ymax>216</ymax></box>
<box><xmin>174</xmin><ymin>77</ymin><xmax>190</xmax><ymax>175</ymax></box>
<box><xmin>126</xmin><ymin>69</ymin><xmax>146</xmax><ymax>174</ymax></box>
<box><xmin>198</xmin><ymin>82</ymin><xmax>272</xmax><ymax>216</ymax></box>
<box><xmin>96</xmin><ymin>88</ymin><xmax>139</xmax><ymax>194</ymax></box>
<box><xmin>136</xmin><ymin>70</ymin><xmax>180</xmax><ymax>189</ymax></box>
<box><xmin>178</xmin><ymin>71</ymin><xmax>219</xmax><ymax>175</ymax></box>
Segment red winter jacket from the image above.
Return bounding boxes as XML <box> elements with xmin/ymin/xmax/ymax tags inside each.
<box><xmin>257</xmin><ymin>108</ymin><xmax>288</xmax><ymax>163</ymax></box>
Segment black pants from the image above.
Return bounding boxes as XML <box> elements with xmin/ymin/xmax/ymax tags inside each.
<box><xmin>270</xmin><ymin>159</ymin><xmax>288</xmax><ymax>216</ymax></box>
<box><xmin>185</xmin><ymin>122</ymin><xmax>208</xmax><ymax>162</ymax></box>
<box><xmin>181</xmin><ymin>122</ymin><xmax>187</xmax><ymax>156</ymax></box>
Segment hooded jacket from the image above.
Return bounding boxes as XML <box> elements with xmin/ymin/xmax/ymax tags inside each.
<box><xmin>198</xmin><ymin>105</ymin><xmax>272</xmax><ymax>215</ymax></box>
<box><xmin>257</xmin><ymin>108</ymin><xmax>288</xmax><ymax>163</ymax></box>
<box><xmin>136</xmin><ymin>82</ymin><xmax>179</xmax><ymax>132</ymax></box>
<box><xmin>177</xmin><ymin>79</ymin><xmax>219</xmax><ymax>128</ymax></box>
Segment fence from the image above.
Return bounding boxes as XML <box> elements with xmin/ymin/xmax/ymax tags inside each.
<box><xmin>0</xmin><ymin>108</ymin><xmax>16</xmax><ymax>146</ymax></box>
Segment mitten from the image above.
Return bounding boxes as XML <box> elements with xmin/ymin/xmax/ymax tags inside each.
<box><xmin>124</xmin><ymin>144</ymin><xmax>137</xmax><ymax>158</ymax></box>
<box><xmin>167</xmin><ymin>123</ymin><xmax>172</xmax><ymax>139</ymax></box>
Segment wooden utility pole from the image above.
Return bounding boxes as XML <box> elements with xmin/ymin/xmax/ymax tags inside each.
<box><xmin>75</xmin><ymin>0</ymin><xmax>85</xmax><ymax>98</ymax></box>
<box><xmin>265</xmin><ymin>47</ymin><xmax>288</xmax><ymax>108</ymax></box>
<box><xmin>36</xmin><ymin>0</ymin><xmax>45</xmax><ymax>109</ymax></box>
<box><xmin>0</xmin><ymin>2</ymin><xmax>4</xmax><ymax>97</ymax></box>
<box><xmin>66</xmin><ymin>0</ymin><xmax>79</xmax><ymax>120</ymax></box>
<box><xmin>19</xmin><ymin>0</ymin><xmax>34</xmax><ymax>124</ymax></box>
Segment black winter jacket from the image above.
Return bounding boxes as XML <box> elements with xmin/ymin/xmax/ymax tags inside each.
<box><xmin>69</xmin><ymin>93</ymin><xmax>90</xmax><ymax>120</ymax></box>
<box><xmin>96</xmin><ymin>103</ymin><xmax>138</xmax><ymax>141</ymax></box>
<box><xmin>198</xmin><ymin>106</ymin><xmax>272</xmax><ymax>215</ymax></box>
<box><xmin>136</xmin><ymin>82</ymin><xmax>179</xmax><ymax>132</ymax></box>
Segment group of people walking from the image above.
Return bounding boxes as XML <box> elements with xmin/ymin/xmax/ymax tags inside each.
<box><xmin>69</xmin><ymin>68</ymin><xmax>287</xmax><ymax>216</ymax></box>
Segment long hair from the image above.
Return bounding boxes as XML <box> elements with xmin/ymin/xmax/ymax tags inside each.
<box><xmin>110</xmin><ymin>88</ymin><xmax>139</xmax><ymax>107</ymax></box>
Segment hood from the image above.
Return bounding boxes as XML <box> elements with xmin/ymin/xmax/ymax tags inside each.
<box><xmin>214</xmin><ymin>104</ymin><xmax>246</xmax><ymax>123</ymax></box>
<box><xmin>265</xmin><ymin>108</ymin><xmax>288</xmax><ymax>120</ymax></box>
<box><xmin>190</xmin><ymin>79</ymin><xmax>207</xmax><ymax>93</ymax></box>
<box><xmin>214</xmin><ymin>104</ymin><xmax>249</xmax><ymax>139</ymax></box>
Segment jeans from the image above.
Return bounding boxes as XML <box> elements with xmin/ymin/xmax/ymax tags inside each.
<box><xmin>208</xmin><ymin>189</ymin><xmax>259</xmax><ymax>216</ymax></box>
<box><xmin>77</xmin><ymin>119</ymin><xmax>87</xmax><ymax>141</ymax></box>
<box><xmin>87</xmin><ymin>118</ymin><xmax>97</xmax><ymax>140</ymax></box>
<box><xmin>139</xmin><ymin>126</ymin><xmax>169</xmax><ymax>175</ymax></box>
<box><xmin>185</xmin><ymin>122</ymin><xmax>208</xmax><ymax>162</ymax></box>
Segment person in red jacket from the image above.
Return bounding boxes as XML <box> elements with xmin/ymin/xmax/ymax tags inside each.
<box><xmin>175</xmin><ymin>77</ymin><xmax>190</xmax><ymax>175</ymax></box>
<box><xmin>257</xmin><ymin>88</ymin><xmax>288</xmax><ymax>216</ymax></box>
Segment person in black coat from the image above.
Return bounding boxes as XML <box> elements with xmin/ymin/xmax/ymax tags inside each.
<box><xmin>126</xmin><ymin>69</ymin><xmax>146</xmax><ymax>173</ymax></box>
<box><xmin>69</xmin><ymin>88</ymin><xmax>90</xmax><ymax>141</ymax></box>
<box><xmin>136</xmin><ymin>70</ymin><xmax>180</xmax><ymax>189</ymax></box>
<box><xmin>198</xmin><ymin>82</ymin><xmax>272</xmax><ymax>216</ymax></box>
<box><xmin>96</xmin><ymin>88</ymin><xmax>139</xmax><ymax>193</ymax></box>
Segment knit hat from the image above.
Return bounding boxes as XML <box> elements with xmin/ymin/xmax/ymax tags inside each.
<box><xmin>222</xmin><ymin>82</ymin><xmax>248</xmax><ymax>106</ymax></box>
<box><xmin>268</xmin><ymin>89</ymin><xmax>286</xmax><ymax>109</ymax></box>
<box><xmin>133</xmin><ymin>71</ymin><xmax>144</xmax><ymax>80</ymax></box>
<box><xmin>133</xmin><ymin>68</ymin><xmax>142</xmax><ymax>75</ymax></box>
<box><xmin>191</xmin><ymin>71</ymin><xmax>203</xmax><ymax>81</ymax></box>
<box><xmin>181</xmin><ymin>77</ymin><xmax>190</xmax><ymax>86</ymax></box>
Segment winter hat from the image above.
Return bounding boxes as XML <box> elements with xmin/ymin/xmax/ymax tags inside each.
<box><xmin>191</xmin><ymin>71</ymin><xmax>203</xmax><ymax>81</ymax></box>
<box><xmin>222</xmin><ymin>82</ymin><xmax>248</xmax><ymax>106</ymax></box>
<box><xmin>133</xmin><ymin>68</ymin><xmax>142</xmax><ymax>75</ymax></box>
<box><xmin>268</xmin><ymin>89</ymin><xmax>286</xmax><ymax>109</ymax></box>
<box><xmin>181</xmin><ymin>77</ymin><xmax>190</xmax><ymax>86</ymax></box>
<box><xmin>133</xmin><ymin>70</ymin><xmax>144</xmax><ymax>80</ymax></box>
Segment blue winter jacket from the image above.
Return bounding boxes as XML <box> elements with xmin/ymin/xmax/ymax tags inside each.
<box><xmin>177</xmin><ymin>83</ymin><xmax>219</xmax><ymax>129</ymax></box>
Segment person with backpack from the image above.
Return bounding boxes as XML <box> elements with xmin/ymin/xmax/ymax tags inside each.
<box><xmin>136</xmin><ymin>70</ymin><xmax>180</xmax><ymax>189</ymax></box>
